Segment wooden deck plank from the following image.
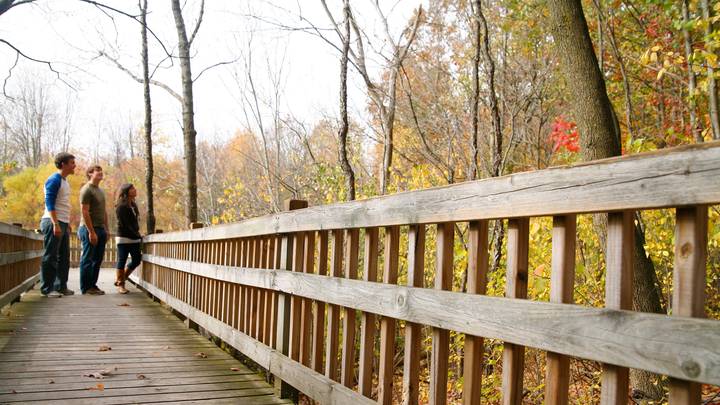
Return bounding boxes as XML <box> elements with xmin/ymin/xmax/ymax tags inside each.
<box><xmin>0</xmin><ymin>268</ymin><xmax>288</xmax><ymax>404</ymax></box>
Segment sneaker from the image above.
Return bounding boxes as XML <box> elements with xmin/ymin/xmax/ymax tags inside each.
<box><xmin>43</xmin><ymin>291</ymin><xmax>62</xmax><ymax>298</ymax></box>
<box><xmin>117</xmin><ymin>285</ymin><xmax>128</xmax><ymax>294</ymax></box>
<box><xmin>58</xmin><ymin>288</ymin><xmax>75</xmax><ymax>296</ymax></box>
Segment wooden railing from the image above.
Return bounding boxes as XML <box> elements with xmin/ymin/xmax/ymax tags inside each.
<box><xmin>131</xmin><ymin>142</ymin><xmax>720</xmax><ymax>405</ymax></box>
<box><xmin>0</xmin><ymin>223</ymin><xmax>43</xmax><ymax>309</ymax></box>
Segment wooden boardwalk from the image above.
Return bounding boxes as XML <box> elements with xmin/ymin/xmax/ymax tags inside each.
<box><xmin>0</xmin><ymin>268</ymin><xmax>291</xmax><ymax>405</ymax></box>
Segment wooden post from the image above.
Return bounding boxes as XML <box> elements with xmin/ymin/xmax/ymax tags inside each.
<box><xmin>403</xmin><ymin>224</ymin><xmax>425</xmax><ymax>405</ymax></box>
<box><xmin>501</xmin><ymin>218</ymin><xmax>529</xmax><ymax>405</ymax></box>
<box><xmin>668</xmin><ymin>206</ymin><xmax>707</xmax><ymax>405</ymax></box>
<box><xmin>600</xmin><ymin>211</ymin><xmax>634</xmax><ymax>405</ymax></box>
<box><xmin>341</xmin><ymin>228</ymin><xmax>359</xmax><ymax>388</ymax></box>
<box><xmin>274</xmin><ymin>199</ymin><xmax>306</xmax><ymax>402</ymax></box>
<box><xmin>430</xmin><ymin>222</ymin><xmax>454</xmax><ymax>405</ymax></box>
<box><xmin>359</xmin><ymin>227</ymin><xmax>379</xmax><ymax>397</ymax></box>
<box><xmin>462</xmin><ymin>220</ymin><xmax>488</xmax><ymax>405</ymax></box>
<box><xmin>545</xmin><ymin>215</ymin><xmax>576</xmax><ymax>405</ymax></box>
<box><xmin>378</xmin><ymin>225</ymin><xmax>400</xmax><ymax>405</ymax></box>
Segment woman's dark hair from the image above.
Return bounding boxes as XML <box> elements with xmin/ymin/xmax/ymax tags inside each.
<box><xmin>116</xmin><ymin>183</ymin><xmax>136</xmax><ymax>208</ymax></box>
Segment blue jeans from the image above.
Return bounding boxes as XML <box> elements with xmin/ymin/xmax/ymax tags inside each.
<box><xmin>40</xmin><ymin>218</ymin><xmax>70</xmax><ymax>295</ymax></box>
<box><xmin>78</xmin><ymin>225</ymin><xmax>107</xmax><ymax>293</ymax></box>
<box><xmin>117</xmin><ymin>243</ymin><xmax>142</xmax><ymax>271</ymax></box>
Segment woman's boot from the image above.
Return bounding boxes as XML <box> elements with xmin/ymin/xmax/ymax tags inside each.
<box><xmin>115</xmin><ymin>269</ymin><xmax>128</xmax><ymax>294</ymax></box>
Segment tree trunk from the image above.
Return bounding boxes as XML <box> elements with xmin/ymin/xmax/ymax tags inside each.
<box><xmin>701</xmin><ymin>0</ymin><xmax>720</xmax><ymax>139</ymax></box>
<box><xmin>337</xmin><ymin>0</ymin><xmax>356</xmax><ymax>201</ymax></box>
<box><xmin>140</xmin><ymin>0</ymin><xmax>155</xmax><ymax>233</ymax></box>
<box><xmin>171</xmin><ymin>0</ymin><xmax>198</xmax><ymax>224</ymax></box>
<box><xmin>547</xmin><ymin>0</ymin><xmax>665</xmax><ymax>401</ymax></box>
<box><xmin>380</xmin><ymin>68</ymin><xmax>398</xmax><ymax>195</ymax></box>
<box><xmin>469</xmin><ymin>0</ymin><xmax>481</xmax><ymax>181</ymax></box>
<box><xmin>682</xmin><ymin>0</ymin><xmax>702</xmax><ymax>143</ymax></box>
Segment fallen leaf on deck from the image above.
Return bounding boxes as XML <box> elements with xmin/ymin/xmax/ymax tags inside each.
<box><xmin>230</xmin><ymin>367</ymin><xmax>240</xmax><ymax>372</ymax></box>
<box><xmin>83</xmin><ymin>367</ymin><xmax>116</xmax><ymax>379</ymax></box>
<box><xmin>21</xmin><ymin>327</ymin><xmax>27</xmax><ymax>331</ymax></box>
<box><xmin>136</xmin><ymin>374</ymin><xmax>147</xmax><ymax>380</ymax></box>
<box><xmin>11</xmin><ymin>389</ymin><xmax>16</xmax><ymax>394</ymax></box>
<box><xmin>88</xmin><ymin>383</ymin><xmax>105</xmax><ymax>391</ymax></box>
<box><xmin>194</xmin><ymin>352</ymin><xmax>207</xmax><ymax>358</ymax></box>
<box><xmin>48</xmin><ymin>379</ymin><xmax>54</xmax><ymax>384</ymax></box>
<box><xmin>163</xmin><ymin>346</ymin><xmax>170</xmax><ymax>350</ymax></box>
<box><xmin>117</xmin><ymin>303</ymin><xmax>131</xmax><ymax>307</ymax></box>
<box><xmin>98</xmin><ymin>345</ymin><xmax>112</xmax><ymax>352</ymax></box>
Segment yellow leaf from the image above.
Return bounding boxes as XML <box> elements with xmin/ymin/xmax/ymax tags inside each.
<box><xmin>651</xmin><ymin>45</ymin><xmax>661</xmax><ymax>52</ymax></box>
<box><xmin>657</xmin><ymin>68</ymin><xmax>666</xmax><ymax>80</ymax></box>
<box><xmin>650</xmin><ymin>52</ymin><xmax>658</xmax><ymax>63</ymax></box>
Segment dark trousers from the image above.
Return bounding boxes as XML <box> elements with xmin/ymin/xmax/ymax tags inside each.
<box><xmin>116</xmin><ymin>243</ymin><xmax>142</xmax><ymax>271</ymax></box>
<box><xmin>40</xmin><ymin>218</ymin><xmax>70</xmax><ymax>295</ymax></box>
<box><xmin>78</xmin><ymin>225</ymin><xmax>107</xmax><ymax>293</ymax></box>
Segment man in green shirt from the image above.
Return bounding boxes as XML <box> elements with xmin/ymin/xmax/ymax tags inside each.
<box><xmin>78</xmin><ymin>165</ymin><xmax>108</xmax><ymax>295</ymax></box>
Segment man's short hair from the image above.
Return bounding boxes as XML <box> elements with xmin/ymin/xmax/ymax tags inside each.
<box><xmin>54</xmin><ymin>152</ymin><xmax>75</xmax><ymax>169</ymax></box>
<box><xmin>86</xmin><ymin>165</ymin><xmax>103</xmax><ymax>180</ymax></box>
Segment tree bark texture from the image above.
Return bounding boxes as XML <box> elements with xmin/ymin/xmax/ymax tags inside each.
<box><xmin>701</xmin><ymin>0</ymin><xmax>720</xmax><ymax>140</ymax></box>
<box><xmin>682</xmin><ymin>0</ymin><xmax>702</xmax><ymax>143</ymax></box>
<box><xmin>140</xmin><ymin>0</ymin><xmax>156</xmax><ymax>233</ymax></box>
<box><xmin>469</xmin><ymin>0</ymin><xmax>481</xmax><ymax>181</ymax></box>
<box><xmin>547</xmin><ymin>0</ymin><xmax>665</xmax><ymax>400</ymax></box>
<box><xmin>338</xmin><ymin>0</ymin><xmax>356</xmax><ymax>201</ymax></box>
<box><xmin>171</xmin><ymin>0</ymin><xmax>198</xmax><ymax>224</ymax></box>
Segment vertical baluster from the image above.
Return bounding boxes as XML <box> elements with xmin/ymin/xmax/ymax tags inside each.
<box><xmin>289</xmin><ymin>231</ymin><xmax>305</xmax><ymax>359</ymax></box>
<box><xmin>341</xmin><ymin>228</ymin><xmax>359</xmax><ymax>388</ymax></box>
<box><xmin>430</xmin><ymin>222</ymin><xmax>454</xmax><ymax>405</ymax></box>
<box><xmin>669</xmin><ymin>206</ymin><xmax>707</xmax><ymax>404</ymax></box>
<box><xmin>545</xmin><ymin>215</ymin><xmax>576</xmax><ymax>405</ymax></box>
<box><xmin>359</xmin><ymin>227</ymin><xmax>379</xmax><ymax>397</ymax></box>
<box><xmin>325</xmin><ymin>229</ymin><xmax>344</xmax><ymax>382</ymax></box>
<box><xmin>300</xmin><ymin>231</ymin><xmax>316</xmax><ymax>367</ymax></box>
<box><xmin>264</xmin><ymin>236</ymin><xmax>275</xmax><ymax>345</ymax></box>
<box><xmin>312</xmin><ymin>230</ymin><xmax>329</xmax><ymax>373</ymax></box>
<box><xmin>463</xmin><ymin>220</ymin><xmax>489</xmax><ymax>405</ymax></box>
<box><xmin>502</xmin><ymin>218</ymin><xmax>530</xmax><ymax>405</ymax></box>
<box><xmin>600</xmin><ymin>211</ymin><xmax>634</xmax><ymax>405</ymax></box>
<box><xmin>402</xmin><ymin>224</ymin><xmax>425</xmax><ymax>405</ymax></box>
<box><xmin>378</xmin><ymin>225</ymin><xmax>400</xmax><ymax>405</ymax></box>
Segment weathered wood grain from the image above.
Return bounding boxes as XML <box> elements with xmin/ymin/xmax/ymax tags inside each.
<box><xmin>430</xmin><ymin>222</ymin><xmax>454</xmax><ymax>405</ymax></box>
<box><xmin>358</xmin><ymin>227</ymin><xmax>379</xmax><ymax>398</ymax></box>
<box><xmin>0</xmin><ymin>250</ymin><xmax>43</xmax><ymax>266</ymax></box>
<box><xmin>403</xmin><ymin>224</ymin><xmax>425</xmax><ymax>405</ymax></box>
<box><xmin>140</xmin><ymin>254</ymin><xmax>720</xmax><ymax>385</ymax></box>
<box><xmin>545</xmin><ymin>215</ymin><xmax>576</xmax><ymax>405</ymax></box>
<box><xmin>133</xmin><ymin>275</ymin><xmax>376</xmax><ymax>405</ymax></box>
<box><xmin>378</xmin><ymin>226</ymin><xmax>400</xmax><ymax>405</ymax></box>
<box><xmin>502</xmin><ymin>218</ymin><xmax>529</xmax><ymax>405</ymax></box>
<box><xmin>145</xmin><ymin>142</ymin><xmax>720</xmax><ymax>243</ymax></box>
<box><xmin>341</xmin><ymin>228</ymin><xmax>359</xmax><ymax>388</ymax></box>
<box><xmin>462</xmin><ymin>220</ymin><xmax>488</xmax><ymax>405</ymax></box>
<box><xmin>669</xmin><ymin>206</ymin><xmax>707</xmax><ymax>405</ymax></box>
<box><xmin>600</xmin><ymin>211</ymin><xmax>634</xmax><ymax>405</ymax></box>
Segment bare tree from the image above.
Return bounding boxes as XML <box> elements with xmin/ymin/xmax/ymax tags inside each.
<box><xmin>681</xmin><ymin>0</ymin><xmax>702</xmax><ymax>143</ymax></box>
<box><xmin>140</xmin><ymin>0</ymin><xmax>155</xmax><ymax>233</ymax></box>
<box><xmin>337</xmin><ymin>0</ymin><xmax>355</xmax><ymax>201</ymax></box>
<box><xmin>171</xmin><ymin>0</ymin><xmax>199</xmax><ymax>224</ymax></box>
<box><xmin>320</xmin><ymin>1</ymin><xmax>422</xmax><ymax>194</ymax></box>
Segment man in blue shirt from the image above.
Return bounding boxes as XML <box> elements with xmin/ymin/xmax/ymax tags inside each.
<box><xmin>40</xmin><ymin>152</ymin><xmax>76</xmax><ymax>297</ymax></box>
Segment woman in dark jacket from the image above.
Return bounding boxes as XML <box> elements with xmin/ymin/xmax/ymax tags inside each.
<box><xmin>114</xmin><ymin>184</ymin><xmax>142</xmax><ymax>294</ymax></box>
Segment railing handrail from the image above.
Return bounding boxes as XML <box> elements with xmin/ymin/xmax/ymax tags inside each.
<box><xmin>0</xmin><ymin>222</ymin><xmax>43</xmax><ymax>241</ymax></box>
<box><xmin>145</xmin><ymin>141</ymin><xmax>720</xmax><ymax>243</ymax></box>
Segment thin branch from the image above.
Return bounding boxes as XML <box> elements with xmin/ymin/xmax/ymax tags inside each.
<box><xmin>187</xmin><ymin>0</ymin><xmax>205</xmax><ymax>46</ymax></box>
<box><xmin>192</xmin><ymin>56</ymin><xmax>240</xmax><ymax>82</ymax></box>
<box><xmin>99</xmin><ymin>50</ymin><xmax>182</xmax><ymax>102</ymax></box>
